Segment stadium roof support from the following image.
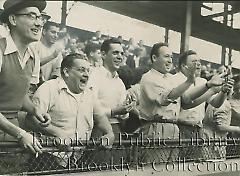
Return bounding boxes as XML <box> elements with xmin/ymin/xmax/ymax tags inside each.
<box><xmin>84</xmin><ymin>1</ymin><xmax>240</xmax><ymax>53</ymax></box>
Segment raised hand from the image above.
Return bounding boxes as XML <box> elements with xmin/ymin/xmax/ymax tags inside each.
<box><xmin>221</xmin><ymin>77</ymin><xmax>234</xmax><ymax>94</ymax></box>
<box><xmin>207</xmin><ymin>72</ymin><xmax>225</xmax><ymax>88</ymax></box>
<box><xmin>111</xmin><ymin>102</ymin><xmax>135</xmax><ymax>116</ymax></box>
<box><xmin>184</xmin><ymin>64</ymin><xmax>196</xmax><ymax>83</ymax></box>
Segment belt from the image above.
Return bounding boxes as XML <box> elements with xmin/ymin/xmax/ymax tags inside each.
<box><xmin>0</xmin><ymin>111</ymin><xmax>18</xmax><ymax>119</ymax></box>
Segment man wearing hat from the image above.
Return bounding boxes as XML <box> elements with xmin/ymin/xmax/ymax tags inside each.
<box><xmin>0</xmin><ymin>0</ymin><xmax>51</xmax><ymax>163</ymax></box>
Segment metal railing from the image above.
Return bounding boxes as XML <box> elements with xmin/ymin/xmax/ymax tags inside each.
<box><xmin>1</xmin><ymin>133</ymin><xmax>240</xmax><ymax>175</ymax></box>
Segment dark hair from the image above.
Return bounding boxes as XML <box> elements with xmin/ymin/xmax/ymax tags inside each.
<box><xmin>178</xmin><ymin>50</ymin><xmax>197</xmax><ymax>68</ymax></box>
<box><xmin>101</xmin><ymin>38</ymin><xmax>121</xmax><ymax>54</ymax></box>
<box><xmin>150</xmin><ymin>42</ymin><xmax>168</xmax><ymax>62</ymax></box>
<box><xmin>43</xmin><ymin>21</ymin><xmax>59</xmax><ymax>31</ymax></box>
<box><xmin>61</xmin><ymin>53</ymin><xmax>88</xmax><ymax>75</ymax></box>
<box><xmin>84</xmin><ymin>43</ymin><xmax>101</xmax><ymax>57</ymax></box>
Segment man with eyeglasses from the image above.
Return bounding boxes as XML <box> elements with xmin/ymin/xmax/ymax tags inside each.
<box><xmin>0</xmin><ymin>0</ymin><xmax>51</xmax><ymax>171</ymax></box>
<box><xmin>26</xmin><ymin>53</ymin><xmax>114</xmax><ymax>169</ymax></box>
<box><xmin>174</xmin><ymin>50</ymin><xmax>234</xmax><ymax>161</ymax></box>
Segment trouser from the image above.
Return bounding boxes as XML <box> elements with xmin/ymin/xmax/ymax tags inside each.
<box><xmin>139</xmin><ymin>123</ymin><xmax>179</xmax><ymax>163</ymax></box>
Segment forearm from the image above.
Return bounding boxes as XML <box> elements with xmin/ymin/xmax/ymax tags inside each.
<box><xmin>22</xmin><ymin>94</ymin><xmax>35</xmax><ymax>114</ymax></box>
<box><xmin>217</xmin><ymin>125</ymin><xmax>240</xmax><ymax>134</ymax></box>
<box><xmin>209</xmin><ymin>92</ymin><xmax>227</xmax><ymax>108</ymax></box>
<box><xmin>0</xmin><ymin>113</ymin><xmax>26</xmax><ymax>139</ymax></box>
<box><xmin>168</xmin><ymin>80</ymin><xmax>192</xmax><ymax>100</ymax></box>
<box><xmin>182</xmin><ymin>89</ymin><xmax>215</xmax><ymax>109</ymax></box>
<box><xmin>184</xmin><ymin>84</ymin><xmax>208</xmax><ymax>101</ymax></box>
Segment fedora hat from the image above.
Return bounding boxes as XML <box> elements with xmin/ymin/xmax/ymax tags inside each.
<box><xmin>0</xmin><ymin>0</ymin><xmax>46</xmax><ymax>23</ymax></box>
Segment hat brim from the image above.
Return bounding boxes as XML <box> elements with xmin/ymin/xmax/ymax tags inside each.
<box><xmin>0</xmin><ymin>1</ymin><xmax>46</xmax><ymax>23</ymax></box>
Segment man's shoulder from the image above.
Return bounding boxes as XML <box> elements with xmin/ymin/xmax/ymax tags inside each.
<box><xmin>38</xmin><ymin>78</ymin><xmax>62</xmax><ymax>92</ymax></box>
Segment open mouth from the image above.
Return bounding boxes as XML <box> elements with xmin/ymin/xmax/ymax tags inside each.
<box><xmin>80</xmin><ymin>79</ymin><xmax>88</xmax><ymax>84</ymax></box>
<box><xmin>31</xmin><ymin>29</ymin><xmax>39</xmax><ymax>35</ymax></box>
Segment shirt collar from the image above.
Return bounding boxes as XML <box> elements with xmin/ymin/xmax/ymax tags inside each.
<box><xmin>100</xmin><ymin>66</ymin><xmax>119</xmax><ymax>78</ymax></box>
<box><xmin>4</xmin><ymin>34</ymin><xmax>34</xmax><ymax>58</ymax></box>
<box><xmin>151</xmin><ymin>68</ymin><xmax>170</xmax><ymax>78</ymax></box>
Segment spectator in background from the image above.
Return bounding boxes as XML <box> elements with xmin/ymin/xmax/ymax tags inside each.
<box><xmin>84</xmin><ymin>42</ymin><xmax>103</xmax><ymax>67</ymax></box>
<box><xmin>76</xmin><ymin>38</ymin><xmax>86</xmax><ymax>52</ymax></box>
<box><xmin>126</xmin><ymin>37</ymin><xmax>137</xmax><ymax>55</ymax></box>
<box><xmin>117</xmin><ymin>35</ymin><xmax>126</xmax><ymax>50</ymax></box>
<box><xmin>90</xmin><ymin>30</ymin><xmax>104</xmax><ymax>45</ymax></box>
<box><xmin>138</xmin><ymin>39</ymin><xmax>147</xmax><ymax>57</ymax></box>
<box><xmin>126</xmin><ymin>47</ymin><xmax>142</xmax><ymax>70</ymax></box>
<box><xmin>33</xmin><ymin>22</ymin><xmax>63</xmax><ymax>81</ymax></box>
<box><xmin>64</xmin><ymin>37</ymin><xmax>84</xmax><ymax>56</ymax></box>
<box><xmin>206</xmin><ymin>63</ymin><xmax>212</xmax><ymax>72</ymax></box>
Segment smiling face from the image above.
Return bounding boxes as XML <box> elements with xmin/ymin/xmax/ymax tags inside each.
<box><xmin>44</xmin><ymin>25</ymin><xmax>59</xmax><ymax>45</ymax></box>
<box><xmin>103</xmin><ymin>43</ymin><xmax>124</xmax><ymax>72</ymax></box>
<box><xmin>152</xmin><ymin>46</ymin><xmax>173</xmax><ymax>74</ymax></box>
<box><xmin>67</xmin><ymin>59</ymin><xmax>91</xmax><ymax>94</ymax></box>
<box><xmin>12</xmin><ymin>7</ymin><xmax>43</xmax><ymax>43</ymax></box>
<box><xmin>185</xmin><ymin>54</ymin><xmax>201</xmax><ymax>74</ymax></box>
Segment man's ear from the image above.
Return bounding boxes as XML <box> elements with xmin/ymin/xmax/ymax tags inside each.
<box><xmin>101</xmin><ymin>51</ymin><xmax>106</xmax><ymax>60</ymax></box>
<box><xmin>42</xmin><ymin>29</ymin><xmax>46</xmax><ymax>36</ymax></box>
<box><xmin>8</xmin><ymin>15</ymin><xmax>17</xmax><ymax>26</ymax></box>
<box><xmin>151</xmin><ymin>55</ymin><xmax>157</xmax><ymax>62</ymax></box>
<box><xmin>63</xmin><ymin>68</ymin><xmax>69</xmax><ymax>77</ymax></box>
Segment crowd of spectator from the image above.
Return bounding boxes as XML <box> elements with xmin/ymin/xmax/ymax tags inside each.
<box><xmin>0</xmin><ymin>0</ymin><xmax>240</xmax><ymax>172</ymax></box>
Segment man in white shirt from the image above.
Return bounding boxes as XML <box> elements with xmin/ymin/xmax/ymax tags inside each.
<box><xmin>174</xmin><ymin>50</ymin><xmax>233</xmax><ymax>139</ymax></box>
<box><xmin>88</xmin><ymin>38</ymin><xmax>135</xmax><ymax>166</ymax></box>
<box><xmin>174</xmin><ymin>50</ymin><xmax>234</xmax><ymax>161</ymax></box>
<box><xmin>27</xmin><ymin>53</ymin><xmax>114</xmax><ymax>168</ymax></box>
<box><xmin>138</xmin><ymin>42</ymin><xmax>196</xmax><ymax>162</ymax></box>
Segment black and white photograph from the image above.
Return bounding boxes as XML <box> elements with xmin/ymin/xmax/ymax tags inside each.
<box><xmin>0</xmin><ymin>1</ymin><xmax>240</xmax><ymax>175</ymax></box>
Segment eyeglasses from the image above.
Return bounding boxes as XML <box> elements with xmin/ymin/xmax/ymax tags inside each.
<box><xmin>15</xmin><ymin>12</ymin><xmax>45</xmax><ymax>24</ymax></box>
<box><xmin>71</xmin><ymin>67</ymin><xmax>91</xmax><ymax>74</ymax></box>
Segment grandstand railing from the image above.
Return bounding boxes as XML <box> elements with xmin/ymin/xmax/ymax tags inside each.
<box><xmin>1</xmin><ymin>133</ymin><xmax>240</xmax><ymax>175</ymax></box>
